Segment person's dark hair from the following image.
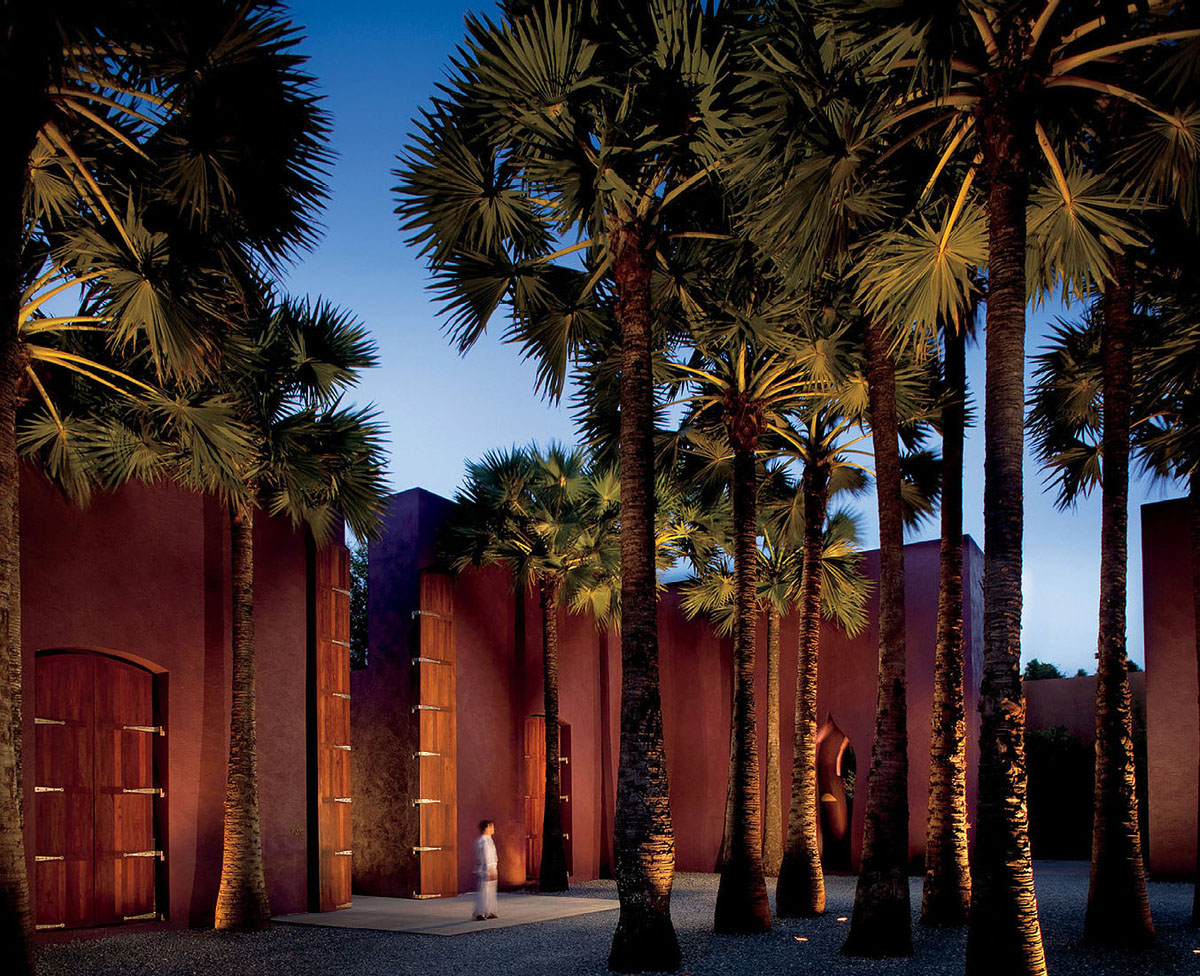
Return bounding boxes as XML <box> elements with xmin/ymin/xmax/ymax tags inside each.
<box><xmin>478</xmin><ymin>819</ymin><xmax>493</xmax><ymax>832</ymax></box>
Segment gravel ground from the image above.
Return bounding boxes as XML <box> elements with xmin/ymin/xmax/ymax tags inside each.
<box><xmin>37</xmin><ymin>863</ymin><xmax>1199</xmax><ymax>976</ymax></box>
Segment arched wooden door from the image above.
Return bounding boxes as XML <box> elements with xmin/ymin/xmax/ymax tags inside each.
<box><xmin>34</xmin><ymin>651</ymin><xmax>162</xmax><ymax>930</ymax></box>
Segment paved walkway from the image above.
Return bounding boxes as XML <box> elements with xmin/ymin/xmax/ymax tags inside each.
<box><xmin>274</xmin><ymin>891</ymin><xmax>620</xmax><ymax>936</ymax></box>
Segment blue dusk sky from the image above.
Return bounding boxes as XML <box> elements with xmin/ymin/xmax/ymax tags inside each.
<box><xmin>281</xmin><ymin>0</ymin><xmax>1174</xmax><ymax>674</ymax></box>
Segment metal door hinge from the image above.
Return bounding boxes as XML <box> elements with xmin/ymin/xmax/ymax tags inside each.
<box><xmin>122</xmin><ymin>725</ymin><xmax>165</xmax><ymax>736</ymax></box>
<box><xmin>123</xmin><ymin>850</ymin><xmax>165</xmax><ymax>860</ymax></box>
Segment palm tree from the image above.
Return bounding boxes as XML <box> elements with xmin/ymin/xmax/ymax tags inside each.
<box><xmin>211</xmin><ymin>294</ymin><xmax>387</xmax><ymax>931</ymax></box>
<box><xmin>817</xmin><ymin>3</ymin><xmax>1197</xmax><ymax>967</ymax></box>
<box><xmin>1</xmin><ymin>4</ymin><xmax>331</xmax><ymax>960</ymax></box>
<box><xmin>921</xmin><ymin>320</ymin><xmax>973</xmax><ymax>928</ymax></box>
<box><xmin>394</xmin><ymin>2</ymin><xmax>737</xmax><ymax>966</ymax></box>
<box><xmin>444</xmin><ymin>443</ymin><xmax>620</xmax><ymax>892</ymax></box>
<box><xmin>672</xmin><ymin>320</ymin><xmax>815</xmax><ymax>934</ymax></box>
<box><xmin>683</xmin><ymin>486</ymin><xmax>870</xmax><ymax>889</ymax></box>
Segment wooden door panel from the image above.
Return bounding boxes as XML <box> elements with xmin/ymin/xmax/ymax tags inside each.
<box><xmin>34</xmin><ymin>653</ymin><xmax>94</xmax><ymax>929</ymax></box>
<box><xmin>414</xmin><ymin>573</ymin><xmax>456</xmax><ymax>898</ymax></box>
<box><xmin>523</xmin><ymin>718</ymin><xmax>571</xmax><ymax>879</ymax></box>
<box><xmin>315</xmin><ymin>543</ymin><xmax>353</xmax><ymax>911</ymax></box>
<box><xmin>93</xmin><ymin>656</ymin><xmax>156</xmax><ymax>925</ymax></box>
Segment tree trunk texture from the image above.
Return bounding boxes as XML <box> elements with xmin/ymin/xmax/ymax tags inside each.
<box><xmin>921</xmin><ymin>326</ymin><xmax>971</xmax><ymax>927</ymax></box>
<box><xmin>843</xmin><ymin>320</ymin><xmax>912</xmax><ymax>957</ymax></box>
<box><xmin>776</xmin><ymin>464</ymin><xmax>829</xmax><ymax>918</ymax></box>
<box><xmin>714</xmin><ymin>446</ymin><xmax>771</xmax><ymax>933</ymax></box>
<box><xmin>1190</xmin><ymin>472</ymin><xmax>1200</xmax><ymax>928</ymax></box>
<box><xmin>0</xmin><ymin>13</ymin><xmax>51</xmax><ymax>966</ymax></box>
<box><xmin>1083</xmin><ymin>252</ymin><xmax>1154</xmax><ymax>947</ymax></box>
<box><xmin>215</xmin><ymin>508</ymin><xmax>271</xmax><ymax>931</ymax></box>
<box><xmin>538</xmin><ymin>577</ymin><xmax>569</xmax><ymax>892</ymax></box>
<box><xmin>607</xmin><ymin>225</ymin><xmax>680</xmax><ymax>973</ymax></box>
<box><xmin>762</xmin><ymin>605</ymin><xmax>783</xmax><ymax>877</ymax></box>
<box><xmin>966</xmin><ymin>60</ymin><xmax>1047</xmax><ymax>975</ymax></box>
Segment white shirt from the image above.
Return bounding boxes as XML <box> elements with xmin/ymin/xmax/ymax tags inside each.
<box><xmin>475</xmin><ymin>834</ymin><xmax>497</xmax><ymax>877</ymax></box>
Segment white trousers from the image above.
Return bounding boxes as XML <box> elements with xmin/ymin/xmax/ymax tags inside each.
<box><xmin>474</xmin><ymin>878</ymin><xmax>497</xmax><ymax>917</ymax></box>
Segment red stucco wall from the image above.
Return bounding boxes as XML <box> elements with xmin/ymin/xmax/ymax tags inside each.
<box><xmin>363</xmin><ymin>489</ymin><xmax>986</xmax><ymax>893</ymax></box>
<box><xmin>21</xmin><ymin>472</ymin><xmax>312</xmax><ymax>932</ymax></box>
<box><xmin>1142</xmin><ymin>497</ymin><xmax>1197</xmax><ymax>878</ymax></box>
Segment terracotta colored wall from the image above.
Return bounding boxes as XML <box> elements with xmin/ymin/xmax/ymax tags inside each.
<box><xmin>659</xmin><ymin>537</ymin><xmax>984</xmax><ymax>872</ymax></box>
<box><xmin>1142</xmin><ymin>497</ymin><xmax>1197</xmax><ymax>878</ymax></box>
<box><xmin>1025</xmin><ymin>673</ymin><xmax>1146</xmax><ymax>744</ymax></box>
<box><xmin>363</xmin><ymin>489</ymin><xmax>986</xmax><ymax>892</ymax></box>
<box><xmin>21</xmin><ymin>472</ymin><xmax>311</xmax><ymax>932</ymax></box>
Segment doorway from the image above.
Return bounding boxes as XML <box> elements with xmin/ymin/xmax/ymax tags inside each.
<box><xmin>523</xmin><ymin>716</ymin><xmax>573</xmax><ymax>881</ymax></box>
<box><xmin>34</xmin><ymin>650</ymin><xmax>164</xmax><ymax>930</ymax></box>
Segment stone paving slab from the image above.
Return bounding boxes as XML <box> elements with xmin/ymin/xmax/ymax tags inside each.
<box><xmin>273</xmin><ymin>892</ymin><xmax>620</xmax><ymax>936</ymax></box>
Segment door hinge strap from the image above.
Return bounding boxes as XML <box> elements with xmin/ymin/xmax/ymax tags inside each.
<box><xmin>412</xmin><ymin>798</ymin><xmax>441</xmax><ymax>806</ymax></box>
<box><xmin>412</xmin><ymin>846</ymin><xmax>442</xmax><ymax>852</ymax></box>
<box><xmin>331</xmin><ymin>586</ymin><xmax>352</xmax><ymax>597</ymax></box>
<box><xmin>122</xmin><ymin>912</ymin><xmax>158</xmax><ymax>922</ymax></box>
<box><xmin>36</xmin><ymin>923</ymin><xmax>65</xmax><ymax>931</ymax></box>
<box><xmin>335</xmin><ymin>901</ymin><xmax>353</xmax><ymax>910</ymax></box>
<box><xmin>411</xmin><ymin>610</ymin><xmax>443</xmax><ymax>619</ymax></box>
<box><xmin>332</xmin><ymin>692</ymin><xmax>351</xmax><ymax>700</ymax></box>
<box><xmin>330</xmin><ymin>639</ymin><xmax>351</xmax><ymax>648</ymax></box>
<box><xmin>413</xmin><ymin>751</ymin><xmax>441</xmax><ymax>758</ymax></box>
<box><xmin>35</xmin><ymin>717</ymin><xmax>65</xmax><ymax>726</ymax></box>
<box><xmin>122</xmin><ymin>788</ymin><xmax>165</xmax><ymax>797</ymax></box>
<box><xmin>335</xmin><ymin>850</ymin><xmax>352</xmax><ymax>857</ymax></box>
<box><xmin>35</xmin><ymin>855</ymin><xmax>65</xmax><ymax>862</ymax></box>
<box><xmin>122</xmin><ymin>725</ymin><xmax>165</xmax><ymax>736</ymax></box>
<box><xmin>123</xmin><ymin>850</ymin><xmax>165</xmax><ymax>860</ymax></box>
<box><xmin>411</xmin><ymin>657</ymin><xmax>450</xmax><ymax>666</ymax></box>
<box><xmin>332</xmin><ymin>744</ymin><xmax>351</xmax><ymax>751</ymax></box>
<box><xmin>411</xmin><ymin>704</ymin><xmax>443</xmax><ymax>713</ymax></box>
<box><xmin>35</xmin><ymin>786</ymin><xmax>64</xmax><ymax>793</ymax></box>
<box><xmin>411</xmin><ymin>892</ymin><xmax>442</xmax><ymax>899</ymax></box>
<box><xmin>333</xmin><ymin>797</ymin><xmax>352</xmax><ymax>803</ymax></box>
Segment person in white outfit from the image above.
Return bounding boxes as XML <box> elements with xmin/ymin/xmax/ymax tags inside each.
<box><xmin>473</xmin><ymin>819</ymin><xmax>498</xmax><ymax>920</ymax></box>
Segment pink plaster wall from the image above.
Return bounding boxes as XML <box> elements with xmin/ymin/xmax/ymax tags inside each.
<box><xmin>1141</xmin><ymin>497</ymin><xmax>1197</xmax><ymax>878</ymax></box>
<box><xmin>21</xmin><ymin>472</ymin><xmax>312</xmax><ymax>932</ymax></box>
<box><xmin>1024</xmin><ymin>673</ymin><xmax>1146</xmax><ymax>745</ymax></box>
<box><xmin>366</xmin><ymin>489</ymin><xmax>987</xmax><ymax>893</ymax></box>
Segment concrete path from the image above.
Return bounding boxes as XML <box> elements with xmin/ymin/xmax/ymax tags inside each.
<box><xmin>273</xmin><ymin>892</ymin><xmax>620</xmax><ymax>936</ymax></box>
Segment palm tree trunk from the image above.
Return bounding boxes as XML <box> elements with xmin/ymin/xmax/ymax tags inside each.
<box><xmin>776</xmin><ymin>465</ymin><xmax>828</xmax><ymax>918</ymax></box>
<box><xmin>215</xmin><ymin>507</ymin><xmax>271</xmax><ymax>931</ymax></box>
<box><xmin>607</xmin><ymin>224</ymin><xmax>680</xmax><ymax>973</ymax></box>
<box><xmin>762</xmin><ymin>604</ymin><xmax>783</xmax><ymax>877</ymax></box>
<box><xmin>0</xmin><ymin>316</ymin><xmax>29</xmax><ymax>974</ymax></box>
<box><xmin>1190</xmin><ymin>471</ymin><xmax>1200</xmax><ymax>927</ymax></box>
<box><xmin>0</xmin><ymin>25</ymin><xmax>51</xmax><ymax>966</ymax></box>
<box><xmin>1083</xmin><ymin>251</ymin><xmax>1154</xmax><ymax>947</ymax></box>
<box><xmin>921</xmin><ymin>325</ymin><xmax>971</xmax><ymax>927</ymax></box>
<box><xmin>966</xmin><ymin>77</ymin><xmax>1046</xmax><ymax>975</ymax></box>
<box><xmin>714</xmin><ymin>445</ymin><xmax>771</xmax><ymax>933</ymax></box>
<box><xmin>538</xmin><ymin>576</ymin><xmax>569</xmax><ymax>892</ymax></box>
<box><xmin>843</xmin><ymin>319</ymin><xmax>912</xmax><ymax>957</ymax></box>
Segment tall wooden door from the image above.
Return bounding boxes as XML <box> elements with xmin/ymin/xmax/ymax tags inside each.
<box><xmin>315</xmin><ymin>543</ymin><xmax>353</xmax><ymax>911</ymax></box>
<box><xmin>523</xmin><ymin>717</ymin><xmax>572</xmax><ymax>880</ymax></box>
<box><xmin>413</xmin><ymin>572</ymin><xmax>456</xmax><ymax>897</ymax></box>
<box><xmin>35</xmin><ymin>651</ymin><xmax>161</xmax><ymax>930</ymax></box>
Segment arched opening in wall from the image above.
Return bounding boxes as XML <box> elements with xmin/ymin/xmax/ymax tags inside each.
<box><xmin>815</xmin><ymin>716</ymin><xmax>855</xmax><ymax>872</ymax></box>
<box><xmin>523</xmin><ymin>716</ymin><xmax>573</xmax><ymax>880</ymax></box>
<box><xmin>33</xmin><ymin>649</ymin><xmax>166</xmax><ymax>931</ymax></box>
